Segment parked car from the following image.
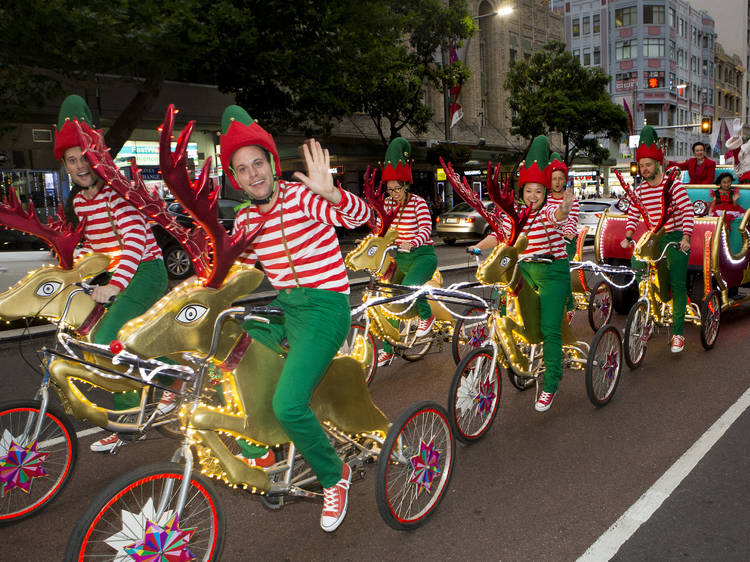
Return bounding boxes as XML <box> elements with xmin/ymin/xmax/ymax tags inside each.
<box><xmin>152</xmin><ymin>199</ymin><xmax>241</xmax><ymax>279</ymax></box>
<box><xmin>578</xmin><ymin>198</ymin><xmax>628</xmax><ymax>237</ymax></box>
<box><xmin>435</xmin><ymin>201</ymin><xmax>495</xmax><ymax>245</ymax></box>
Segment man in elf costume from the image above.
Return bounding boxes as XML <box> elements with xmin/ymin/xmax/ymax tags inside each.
<box><xmin>621</xmin><ymin>125</ymin><xmax>694</xmax><ymax>353</ymax></box>
<box><xmin>54</xmin><ymin>95</ymin><xmax>172</xmax><ymax>452</ymax></box>
<box><xmin>375</xmin><ymin>137</ymin><xmax>438</xmax><ymax>367</ymax></box>
<box><xmin>469</xmin><ymin>135</ymin><xmax>574</xmax><ymax>411</ymax></box>
<box><xmin>219</xmin><ymin>105</ymin><xmax>371</xmax><ymax>532</ymax></box>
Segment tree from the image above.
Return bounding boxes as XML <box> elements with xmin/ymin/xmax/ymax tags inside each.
<box><xmin>504</xmin><ymin>41</ymin><xmax>628</xmax><ymax>165</ymax></box>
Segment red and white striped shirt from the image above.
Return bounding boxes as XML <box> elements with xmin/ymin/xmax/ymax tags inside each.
<box><xmin>74</xmin><ymin>185</ymin><xmax>162</xmax><ymax>290</ymax></box>
<box><xmin>233</xmin><ymin>181</ymin><xmax>371</xmax><ymax>293</ymax></box>
<box><xmin>625</xmin><ymin>175</ymin><xmax>694</xmax><ymax>236</ymax></box>
<box><xmin>493</xmin><ymin>202</ymin><xmax>568</xmax><ymax>259</ymax></box>
<box><xmin>548</xmin><ymin>196</ymin><xmax>580</xmax><ymax>239</ymax></box>
<box><xmin>377</xmin><ymin>193</ymin><xmax>433</xmax><ymax>247</ymax></box>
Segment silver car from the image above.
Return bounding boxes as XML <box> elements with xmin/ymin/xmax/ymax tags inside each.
<box><xmin>436</xmin><ymin>201</ymin><xmax>495</xmax><ymax>245</ymax></box>
<box><xmin>578</xmin><ymin>198</ymin><xmax>628</xmax><ymax>237</ymax></box>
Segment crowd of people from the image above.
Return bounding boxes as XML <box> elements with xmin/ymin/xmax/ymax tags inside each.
<box><xmin>45</xmin><ymin>91</ymin><xmax>750</xmax><ymax>535</ymax></box>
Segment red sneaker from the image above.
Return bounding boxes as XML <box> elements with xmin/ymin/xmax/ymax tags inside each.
<box><xmin>235</xmin><ymin>449</ymin><xmax>275</xmax><ymax>468</ymax></box>
<box><xmin>156</xmin><ymin>390</ymin><xmax>177</xmax><ymax>415</ymax></box>
<box><xmin>534</xmin><ymin>391</ymin><xmax>556</xmax><ymax>412</ymax></box>
<box><xmin>416</xmin><ymin>315</ymin><xmax>435</xmax><ymax>337</ymax></box>
<box><xmin>377</xmin><ymin>351</ymin><xmax>394</xmax><ymax>367</ymax></box>
<box><xmin>670</xmin><ymin>335</ymin><xmax>685</xmax><ymax>353</ymax></box>
<box><xmin>320</xmin><ymin>463</ymin><xmax>352</xmax><ymax>532</ymax></box>
<box><xmin>90</xmin><ymin>433</ymin><xmax>124</xmax><ymax>453</ymax></box>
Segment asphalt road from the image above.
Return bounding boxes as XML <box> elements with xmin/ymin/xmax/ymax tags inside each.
<box><xmin>1</xmin><ymin>241</ymin><xmax>749</xmax><ymax>561</ymax></box>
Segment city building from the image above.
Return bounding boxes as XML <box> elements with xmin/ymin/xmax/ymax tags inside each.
<box><xmin>714</xmin><ymin>42</ymin><xmax>745</xmax><ymax>122</ymax></box>
<box><xmin>563</xmin><ymin>0</ymin><xmax>716</xmax><ymax>190</ymax></box>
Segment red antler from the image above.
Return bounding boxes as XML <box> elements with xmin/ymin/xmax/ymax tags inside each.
<box><xmin>159</xmin><ymin>105</ymin><xmax>259</xmax><ymax>288</ymax></box>
<box><xmin>0</xmin><ymin>189</ymin><xmax>84</xmax><ymax>269</ymax></box>
<box><xmin>74</xmin><ymin>119</ymin><xmax>213</xmax><ymax>278</ymax></box>
<box><xmin>363</xmin><ymin>167</ymin><xmax>399</xmax><ymax>236</ymax></box>
<box><xmin>614</xmin><ymin>169</ymin><xmax>653</xmax><ymax>229</ymax></box>
<box><xmin>482</xmin><ymin>161</ymin><xmax>532</xmax><ymax>244</ymax></box>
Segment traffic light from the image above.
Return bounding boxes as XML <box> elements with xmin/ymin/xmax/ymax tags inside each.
<box><xmin>701</xmin><ymin>117</ymin><xmax>712</xmax><ymax>134</ymax></box>
<box><xmin>630</xmin><ymin>162</ymin><xmax>638</xmax><ymax>176</ymax></box>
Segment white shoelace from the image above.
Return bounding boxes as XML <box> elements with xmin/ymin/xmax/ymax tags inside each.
<box><xmin>323</xmin><ymin>479</ymin><xmax>350</xmax><ymax>513</ymax></box>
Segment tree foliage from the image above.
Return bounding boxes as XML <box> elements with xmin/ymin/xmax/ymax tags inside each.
<box><xmin>0</xmin><ymin>0</ymin><xmax>472</xmax><ymax>152</ymax></box>
<box><xmin>504</xmin><ymin>41</ymin><xmax>628</xmax><ymax>164</ymax></box>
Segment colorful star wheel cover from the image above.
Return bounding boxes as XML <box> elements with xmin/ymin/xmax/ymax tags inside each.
<box><xmin>409</xmin><ymin>440</ymin><xmax>441</xmax><ymax>495</ymax></box>
<box><xmin>474</xmin><ymin>377</ymin><xmax>496</xmax><ymax>416</ymax></box>
<box><xmin>604</xmin><ymin>348</ymin><xmax>619</xmax><ymax>381</ymax></box>
<box><xmin>0</xmin><ymin>439</ymin><xmax>49</xmax><ymax>494</ymax></box>
<box><xmin>124</xmin><ymin>514</ymin><xmax>196</xmax><ymax>562</ymax></box>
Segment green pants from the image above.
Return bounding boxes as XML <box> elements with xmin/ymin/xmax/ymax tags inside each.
<box><xmin>632</xmin><ymin>231</ymin><xmax>689</xmax><ymax>335</ymax></box>
<box><xmin>519</xmin><ymin>259</ymin><xmax>571</xmax><ymax>393</ymax></box>
<box><xmin>92</xmin><ymin>259</ymin><xmax>168</xmax><ymax>409</ymax></box>
<box><xmin>383</xmin><ymin>244</ymin><xmax>438</xmax><ymax>353</ymax></box>
<box><xmin>241</xmin><ymin>287</ymin><xmax>351</xmax><ymax>488</ymax></box>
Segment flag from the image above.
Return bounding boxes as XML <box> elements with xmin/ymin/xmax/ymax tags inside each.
<box><xmin>623</xmin><ymin>99</ymin><xmax>634</xmax><ymax>135</ymax></box>
<box><xmin>448</xmin><ymin>39</ymin><xmax>463</xmax><ymax>128</ymax></box>
<box><xmin>711</xmin><ymin>119</ymin><xmax>731</xmax><ymax>154</ymax></box>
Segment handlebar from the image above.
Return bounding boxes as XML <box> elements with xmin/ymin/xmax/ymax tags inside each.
<box><xmin>519</xmin><ymin>253</ymin><xmax>555</xmax><ymax>263</ymax></box>
<box><xmin>466</xmin><ymin>248</ymin><xmax>482</xmax><ymax>256</ymax></box>
<box><xmin>74</xmin><ymin>282</ymin><xmax>116</xmax><ymax>303</ymax></box>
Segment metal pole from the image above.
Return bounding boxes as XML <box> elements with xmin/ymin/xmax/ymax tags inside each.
<box><xmin>442</xmin><ymin>44</ymin><xmax>452</xmax><ymax>142</ymax></box>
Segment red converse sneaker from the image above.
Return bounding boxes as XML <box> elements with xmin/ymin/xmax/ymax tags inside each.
<box><xmin>416</xmin><ymin>315</ymin><xmax>435</xmax><ymax>337</ymax></box>
<box><xmin>156</xmin><ymin>390</ymin><xmax>177</xmax><ymax>415</ymax></box>
<box><xmin>235</xmin><ymin>449</ymin><xmax>275</xmax><ymax>468</ymax></box>
<box><xmin>90</xmin><ymin>433</ymin><xmax>124</xmax><ymax>453</ymax></box>
<box><xmin>377</xmin><ymin>350</ymin><xmax>394</xmax><ymax>367</ymax></box>
<box><xmin>535</xmin><ymin>391</ymin><xmax>556</xmax><ymax>412</ymax></box>
<box><xmin>320</xmin><ymin>463</ymin><xmax>352</xmax><ymax>532</ymax></box>
<box><xmin>670</xmin><ymin>334</ymin><xmax>685</xmax><ymax>353</ymax></box>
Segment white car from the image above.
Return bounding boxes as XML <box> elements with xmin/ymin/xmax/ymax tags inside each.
<box><xmin>577</xmin><ymin>198</ymin><xmax>628</xmax><ymax>237</ymax></box>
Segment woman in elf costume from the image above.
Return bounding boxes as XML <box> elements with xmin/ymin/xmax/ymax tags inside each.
<box><xmin>374</xmin><ymin>138</ymin><xmax>438</xmax><ymax>367</ymax></box>
<box><xmin>54</xmin><ymin>95</ymin><xmax>173</xmax><ymax>452</ymax></box>
<box><xmin>220</xmin><ymin>105</ymin><xmax>371</xmax><ymax>532</ymax></box>
<box><xmin>469</xmin><ymin>135</ymin><xmax>574</xmax><ymax>412</ymax></box>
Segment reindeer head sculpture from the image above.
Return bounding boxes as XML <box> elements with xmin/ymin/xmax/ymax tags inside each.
<box><xmin>117</xmin><ymin>105</ymin><xmax>262</xmax><ymax>360</ymax></box>
<box><xmin>0</xmin><ymin>189</ymin><xmax>111</xmax><ymax>326</ymax></box>
<box><xmin>344</xmin><ymin>167</ymin><xmax>400</xmax><ymax>276</ymax></box>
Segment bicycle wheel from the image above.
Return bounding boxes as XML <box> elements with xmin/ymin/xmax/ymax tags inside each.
<box><xmin>624</xmin><ymin>300</ymin><xmax>649</xmax><ymax>370</ymax></box>
<box><xmin>448</xmin><ymin>347</ymin><xmax>501</xmax><ymax>443</ymax></box>
<box><xmin>340</xmin><ymin>322</ymin><xmax>378</xmax><ymax>384</ymax></box>
<box><xmin>65</xmin><ymin>461</ymin><xmax>224</xmax><ymax>561</ymax></box>
<box><xmin>0</xmin><ymin>399</ymin><xmax>78</xmax><ymax>525</ymax></box>
<box><xmin>588</xmin><ymin>281</ymin><xmax>613</xmax><ymax>332</ymax></box>
<box><xmin>700</xmin><ymin>290</ymin><xmax>720</xmax><ymax>350</ymax></box>
<box><xmin>451</xmin><ymin>307</ymin><xmax>489</xmax><ymax>364</ymax></box>
<box><xmin>375</xmin><ymin>401</ymin><xmax>454</xmax><ymax>530</ymax></box>
<box><xmin>585</xmin><ymin>325</ymin><xmax>623</xmax><ymax>407</ymax></box>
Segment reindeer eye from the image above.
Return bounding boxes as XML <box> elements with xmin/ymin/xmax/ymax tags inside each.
<box><xmin>500</xmin><ymin>257</ymin><xmax>510</xmax><ymax>267</ymax></box>
<box><xmin>36</xmin><ymin>281</ymin><xmax>62</xmax><ymax>297</ymax></box>
<box><xmin>176</xmin><ymin>304</ymin><xmax>208</xmax><ymax>324</ymax></box>
<box><xmin>367</xmin><ymin>246</ymin><xmax>378</xmax><ymax>257</ymax></box>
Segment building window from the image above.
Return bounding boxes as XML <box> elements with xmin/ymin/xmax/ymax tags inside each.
<box><xmin>572</xmin><ymin>17</ymin><xmax>580</xmax><ymax>37</ymax></box>
<box><xmin>616</xmin><ymin>40</ymin><xmax>636</xmax><ymax>61</ymax></box>
<box><xmin>593</xmin><ymin>14</ymin><xmax>600</xmax><ymax>34</ymax></box>
<box><xmin>679</xmin><ymin>19</ymin><xmax>686</xmax><ymax>38</ymax></box>
<box><xmin>669</xmin><ymin>40</ymin><xmax>676</xmax><ymax>61</ymax></box>
<box><xmin>670</xmin><ymin>8</ymin><xmax>676</xmax><ymax>27</ymax></box>
<box><xmin>643</xmin><ymin>38</ymin><xmax>665</xmax><ymax>57</ymax></box>
<box><xmin>644</xmin><ymin>104</ymin><xmax>662</xmax><ymax>125</ymax></box>
<box><xmin>594</xmin><ymin>47</ymin><xmax>601</xmax><ymax>65</ymax></box>
<box><xmin>615</xmin><ymin>6</ymin><xmax>637</xmax><ymax>27</ymax></box>
<box><xmin>690</xmin><ymin>56</ymin><xmax>697</xmax><ymax>73</ymax></box>
<box><xmin>583</xmin><ymin>16</ymin><xmax>590</xmax><ymax>35</ymax></box>
<box><xmin>573</xmin><ymin>49</ymin><xmax>580</xmax><ymax>61</ymax></box>
<box><xmin>691</xmin><ymin>26</ymin><xmax>697</xmax><ymax>45</ymax></box>
<box><xmin>702</xmin><ymin>60</ymin><xmax>708</xmax><ymax>75</ymax></box>
<box><xmin>643</xmin><ymin>5</ymin><xmax>665</xmax><ymax>25</ymax></box>
<box><xmin>616</xmin><ymin>71</ymin><xmax>638</xmax><ymax>91</ymax></box>
<box><xmin>583</xmin><ymin>48</ymin><xmax>591</xmax><ymax>66</ymax></box>
<box><xmin>677</xmin><ymin>48</ymin><xmax>686</xmax><ymax>69</ymax></box>
<box><xmin>669</xmin><ymin>72</ymin><xmax>676</xmax><ymax>90</ymax></box>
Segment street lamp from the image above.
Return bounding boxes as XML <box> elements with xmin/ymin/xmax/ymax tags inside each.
<box><xmin>442</xmin><ymin>6</ymin><xmax>514</xmax><ymax>141</ymax></box>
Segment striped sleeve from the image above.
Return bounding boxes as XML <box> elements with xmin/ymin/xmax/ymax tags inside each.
<box><xmin>670</xmin><ymin>180</ymin><xmax>694</xmax><ymax>236</ymax></box>
<box><xmin>232</xmin><ymin>209</ymin><xmax>259</xmax><ymax>267</ymax></box>
<box><xmin>410</xmin><ymin>196</ymin><xmax>433</xmax><ymax>247</ymax></box>
<box><xmin>625</xmin><ymin>192</ymin><xmax>642</xmax><ymax>232</ymax></box>
<box><xmin>562</xmin><ymin>199</ymin><xmax>579</xmax><ymax>239</ymax></box>
<box><xmin>297</xmin><ymin>187</ymin><xmax>371</xmax><ymax>229</ymax></box>
<box><xmin>108</xmin><ymin>194</ymin><xmax>149</xmax><ymax>289</ymax></box>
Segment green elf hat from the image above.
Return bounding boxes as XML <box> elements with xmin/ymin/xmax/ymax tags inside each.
<box><xmin>635</xmin><ymin>125</ymin><xmax>664</xmax><ymax>162</ymax></box>
<box><xmin>381</xmin><ymin>137</ymin><xmax>413</xmax><ymax>183</ymax></box>
<box><xmin>54</xmin><ymin>94</ymin><xmax>95</xmax><ymax>160</ymax></box>
<box><xmin>549</xmin><ymin>151</ymin><xmax>569</xmax><ymax>178</ymax></box>
<box><xmin>219</xmin><ymin>105</ymin><xmax>281</xmax><ymax>191</ymax></box>
<box><xmin>518</xmin><ymin>135</ymin><xmax>552</xmax><ymax>189</ymax></box>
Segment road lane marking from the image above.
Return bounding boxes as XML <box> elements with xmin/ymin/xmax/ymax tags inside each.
<box><xmin>577</xmin><ymin>385</ymin><xmax>750</xmax><ymax>561</ymax></box>
<box><xmin>39</xmin><ymin>426</ymin><xmax>102</xmax><ymax>448</ymax></box>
